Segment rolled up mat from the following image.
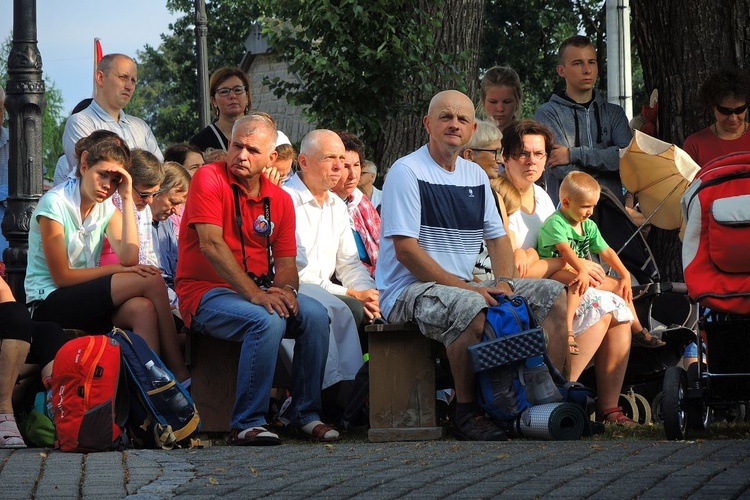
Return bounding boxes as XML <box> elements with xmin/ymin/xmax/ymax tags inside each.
<box><xmin>515</xmin><ymin>402</ymin><xmax>586</xmax><ymax>440</ymax></box>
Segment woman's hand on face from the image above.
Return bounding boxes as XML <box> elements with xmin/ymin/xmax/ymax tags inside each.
<box><xmin>110</xmin><ymin>166</ymin><xmax>133</xmax><ymax>199</ymax></box>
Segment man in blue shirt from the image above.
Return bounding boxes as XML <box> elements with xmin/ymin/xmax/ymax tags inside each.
<box><xmin>62</xmin><ymin>54</ymin><xmax>162</xmax><ymax>176</ymax></box>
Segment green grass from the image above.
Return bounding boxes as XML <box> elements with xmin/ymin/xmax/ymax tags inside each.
<box><xmin>199</xmin><ymin>421</ymin><xmax>750</xmax><ymax>447</ymax></box>
<box><xmin>593</xmin><ymin>421</ymin><xmax>750</xmax><ymax>441</ymax></box>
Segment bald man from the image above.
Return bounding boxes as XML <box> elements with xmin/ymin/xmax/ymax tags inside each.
<box><xmin>376</xmin><ymin>90</ymin><xmax>517</xmax><ymax>441</ymax></box>
<box><xmin>62</xmin><ymin>53</ymin><xmax>162</xmax><ymax>174</ymax></box>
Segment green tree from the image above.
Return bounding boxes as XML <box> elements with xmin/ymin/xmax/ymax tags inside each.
<box><xmin>1</xmin><ymin>33</ymin><xmax>66</xmax><ymax>181</ymax></box>
<box><xmin>127</xmin><ymin>0</ymin><xmax>260</xmax><ymax>147</ymax></box>
<box><xmin>481</xmin><ymin>0</ymin><xmax>605</xmax><ymax>116</ymax></box>
<box><xmin>481</xmin><ymin>1</ymin><xmax>647</xmax><ymax>118</ymax></box>
<box><xmin>258</xmin><ymin>1</ymin><xmax>457</xmax><ymax>144</ymax></box>
<box><xmin>257</xmin><ymin>0</ymin><xmax>481</xmax><ymax>168</ymax></box>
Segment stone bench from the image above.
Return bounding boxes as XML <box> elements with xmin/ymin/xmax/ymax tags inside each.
<box><xmin>366</xmin><ymin>322</ymin><xmax>447</xmax><ymax>442</ymax></box>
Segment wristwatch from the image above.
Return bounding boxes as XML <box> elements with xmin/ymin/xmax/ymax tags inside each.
<box><xmin>495</xmin><ymin>277</ymin><xmax>516</xmax><ymax>292</ymax></box>
<box><xmin>283</xmin><ymin>284</ymin><xmax>298</xmax><ymax>297</ymax></box>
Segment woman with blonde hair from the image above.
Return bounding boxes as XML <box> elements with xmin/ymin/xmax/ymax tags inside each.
<box><xmin>478</xmin><ymin>65</ymin><xmax>523</xmax><ymax>130</ymax></box>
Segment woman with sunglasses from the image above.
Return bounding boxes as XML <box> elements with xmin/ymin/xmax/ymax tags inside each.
<box><xmin>684</xmin><ymin>67</ymin><xmax>750</xmax><ymax>167</ymax></box>
<box><xmin>190</xmin><ymin>66</ymin><xmax>252</xmax><ymax>152</ymax></box>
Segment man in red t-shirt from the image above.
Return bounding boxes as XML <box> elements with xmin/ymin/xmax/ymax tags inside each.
<box><xmin>176</xmin><ymin>114</ymin><xmax>338</xmax><ymax>445</ymax></box>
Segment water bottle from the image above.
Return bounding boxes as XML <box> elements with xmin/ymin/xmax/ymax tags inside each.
<box><xmin>523</xmin><ymin>356</ymin><xmax>563</xmax><ymax>405</ymax></box>
<box><xmin>43</xmin><ymin>377</ymin><xmax>55</xmax><ymax>422</ymax></box>
<box><xmin>145</xmin><ymin>360</ymin><xmax>193</xmax><ymax>422</ymax></box>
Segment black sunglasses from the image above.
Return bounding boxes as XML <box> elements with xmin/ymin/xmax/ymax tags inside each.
<box><xmin>134</xmin><ymin>187</ymin><xmax>161</xmax><ymax>199</ymax></box>
<box><xmin>715</xmin><ymin>104</ymin><xmax>748</xmax><ymax>116</ymax></box>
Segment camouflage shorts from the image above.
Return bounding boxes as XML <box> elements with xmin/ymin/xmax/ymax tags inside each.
<box><xmin>387</xmin><ymin>278</ymin><xmax>564</xmax><ymax>347</ymax></box>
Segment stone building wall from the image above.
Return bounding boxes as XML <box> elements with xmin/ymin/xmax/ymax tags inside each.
<box><xmin>247</xmin><ymin>53</ymin><xmax>316</xmax><ymax>145</ymax></box>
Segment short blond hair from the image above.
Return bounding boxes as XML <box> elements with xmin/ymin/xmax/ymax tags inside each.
<box><xmin>559</xmin><ymin>171</ymin><xmax>601</xmax><ymax>202</ymax></box>
<box><xmin>491</xmin><ymin>175</ymin><xmax>521</xmax><ymax>216</ymax></box>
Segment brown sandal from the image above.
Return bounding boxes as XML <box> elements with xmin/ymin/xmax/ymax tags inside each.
<box><xmin>632</xmin><ymin>328</ymin><xmax>666</xmax><ymax>348</ymax></box>
<box><xmin>599</xmin><ymin>406</ymin><xmax>637</xmax><ymax>426</ymax></box>
<box><xmin>568</xmin><ymin>331</ymin><xmax>580</xmax><ymax>355</ymax></box>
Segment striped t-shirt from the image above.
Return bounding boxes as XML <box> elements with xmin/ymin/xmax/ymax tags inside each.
<box><xmin>376</xmin><ymin>145</ymin><xmax>505</xmax><ymax>317</ymax></box>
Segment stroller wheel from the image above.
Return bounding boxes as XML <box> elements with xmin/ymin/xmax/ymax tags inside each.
<box><xmin>618</xmin><ymin>393</ymin><xmax>640</xmax><ymax>423</ymax></box>
<box><xmin>685</xmin><ymin>362</ymin><xmax>711</xmax><ymax>431</ymax></box>
<box><xmin>650</xmin><ymin>392</ymin><xmax>664</xmax><ymax>424</ymax></box>
<box><xmin>662</xmin><ymin>366</ymin><xmax>688</xmax><ymax>440</ymax></box>
<box><xmin>633</xmin><ymin>393</ymin><xmax>652</xmax><ymax>425</ymax></box>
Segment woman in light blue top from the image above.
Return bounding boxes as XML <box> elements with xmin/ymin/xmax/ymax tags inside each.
<box><xmin>25</xmin><ymin>130</ymin><xmax>189</xmax><ymax>383</ymax></box>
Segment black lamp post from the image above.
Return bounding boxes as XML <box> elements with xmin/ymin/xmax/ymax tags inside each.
<box><xmin>195</xmin><ymin>0</ymin><xmax>210</xmax><ymax>129</ymax></box>
<box><xmin>2</xmin><ymin>0</ymin><xmax>45</xmax><ymax>302</ymax></box>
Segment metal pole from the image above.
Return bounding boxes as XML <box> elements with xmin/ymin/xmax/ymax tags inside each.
<box><xmin>195</xmin><ymin>0</ymin><xmax>211</xmax><ymax>129</ymax></box>
<box><xmin>3</xmin><ymin>0</ymin><xmax>45</xmax><ymax>302</ymax></box>
<box><xmin>605</xmin><ymin>0</ymin><xmax>633</xmax><ymax>120</ymax></box>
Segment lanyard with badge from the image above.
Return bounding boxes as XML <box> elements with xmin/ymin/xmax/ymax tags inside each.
<box><xmin>232</xmin><ymin>184</ymin><xmax>274</xmax><ymax>289</ymax></box>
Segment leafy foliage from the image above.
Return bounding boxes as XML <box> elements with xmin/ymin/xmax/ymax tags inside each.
<box><xmin>256</xmin><ymin>0</ymin><xmax>468</xmax><ymax>149</ymax></box>
<box><xmin>481</xmin><ymin>0</ymin><xmax>606</xmax><ymax>117</ymax></box>
<box><xmin>1</xmin><ymin>33</ymin><xmax>66</xmax><ymax>180</ymax></box>
<box><xmin>127</xmin><ymin>0</ymin><xmax>261</xmax><ymax>147</ymax></box>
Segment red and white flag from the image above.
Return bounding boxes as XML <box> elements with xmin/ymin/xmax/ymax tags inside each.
<box><xmin>93</xmin><ymin>38</ymin><xmax>103</xmax><ymax>97</ymax></box>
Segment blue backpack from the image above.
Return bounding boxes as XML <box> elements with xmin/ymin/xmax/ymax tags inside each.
<box><xmin>108</xmin><ymin>328</ymin><xmax>201</xmax><ymax>449</ymax></box>
<box><xmin>468</xmin><ymin>295</ymin><xmax>562</xmax><ymax>425</ymax></box>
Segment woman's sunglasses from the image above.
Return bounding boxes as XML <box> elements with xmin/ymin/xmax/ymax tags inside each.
<box><xmin>715</xmin><ymin>104</ymin><xmax>748</xmax><ymax>116</ymax></box>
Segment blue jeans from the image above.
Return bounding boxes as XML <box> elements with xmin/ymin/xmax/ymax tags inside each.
<box><xmin>191</xmin><ymin>287</ymin><xmax>329</xmax><ymax>430</ymax></box>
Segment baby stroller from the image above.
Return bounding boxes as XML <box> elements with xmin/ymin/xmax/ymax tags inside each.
<box><xmin>578</xmin><ymin>186</ymin><xmax>698</xmax><ymax>424</ymax></box>
<box><xmin>661</xmin><ymin>152</ymin><xmax>750</xmax><ymax>440</ymax></box>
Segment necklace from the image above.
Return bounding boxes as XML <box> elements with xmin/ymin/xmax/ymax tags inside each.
<box><xmin>712</xmin><ymin>121</ymin><xmax>748</xmax><ymax>140</ymax></box>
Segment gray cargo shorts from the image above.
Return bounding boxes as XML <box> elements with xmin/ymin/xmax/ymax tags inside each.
<box><xmin>387</xmin><ymin>278</ymin><xmax>564</xmax><ymax>347</ymax></box>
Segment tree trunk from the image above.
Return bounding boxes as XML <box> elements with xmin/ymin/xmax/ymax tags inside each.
<box><xmin>374</xmin><ymin>0</ymin><xmax>484</xmax><ymax>175</ymax></box>
<box><xmin>631</xmin><ymin>0</ymin><xmax>750</xmax><ymax>282</ymax></box>
<box><xmin>631</xmin><ymin>0</ymin><xmax>750</xmax><ymax>145</ymax></box>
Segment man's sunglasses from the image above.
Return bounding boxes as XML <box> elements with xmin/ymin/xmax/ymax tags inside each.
<box><xmin>715</xmin><ymin>104</ymin><xmax>748</xmax><ymax>116</ymax></box>
<box><xmin>134</xmin><ymin>188</ymin><xmax>161</xmax><ymax>199</ymax></box>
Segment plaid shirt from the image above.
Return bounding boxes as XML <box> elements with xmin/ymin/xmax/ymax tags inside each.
<box><xmin>112</xmin><ymin>192</ymin><xmax>159</xmax><ymax>267</ymax></box>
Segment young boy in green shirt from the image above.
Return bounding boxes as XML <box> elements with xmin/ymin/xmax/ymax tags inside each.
<box><xmin>538</xmin><ymin>171</ymin><xmax>665</xmax><ymax>354</ymax></box>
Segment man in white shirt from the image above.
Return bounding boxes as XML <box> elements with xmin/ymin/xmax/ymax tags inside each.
<box><xmin>283</xmin><ymin>129</ymin><xmax>380</xmax><ymax>325</ymax></box>
<box><xmin>62</xmin><ymin>54</ymin><xmax>162</xmax><ymax>174</ymax></box>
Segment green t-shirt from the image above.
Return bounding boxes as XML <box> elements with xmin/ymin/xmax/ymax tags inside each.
<box><xmin>537</xmin><ymin>210</ymin><xmax>609</xmax><ymax>259</ymax></box>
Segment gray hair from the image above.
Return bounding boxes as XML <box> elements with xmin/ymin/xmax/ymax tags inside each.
<box><xmin>231</xmin><ymin>114</ymin><xmax>278</xmax><ymax>152</ymax></box>
<box><xmin>159</xmin><ymin>161</ymin><xmax>191</xmax><ymax>194</ymax></box>
<box><xmin>0</xmin><ymin>85</ymin><xmax>5</xmax><ymax>102</ymax></box>
<box><xmin>300</xmin><ymin>129</ymin><xmax>338</xmax><ymax>156</ymax></box>
<box><xmin>362</xmin><ymin>160</ymin><xmax>378</xmax><ymax>175</ymax></box>
<box><xmin>462</xmin><ymin>120</ymin><xmax>503</xmax><ymax>154</ymax></box>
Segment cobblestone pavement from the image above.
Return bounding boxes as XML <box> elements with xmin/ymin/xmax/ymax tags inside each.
<box><xmin>1</xmin><ymin>438</ymin><xmax>749</xmax><ymax>499</ymax></box>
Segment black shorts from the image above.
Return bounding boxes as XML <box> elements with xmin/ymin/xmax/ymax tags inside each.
<box><xmin>31</xmin><ymin>275</ymin><xmax>115</xmax><ymax>334</ymax></box>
